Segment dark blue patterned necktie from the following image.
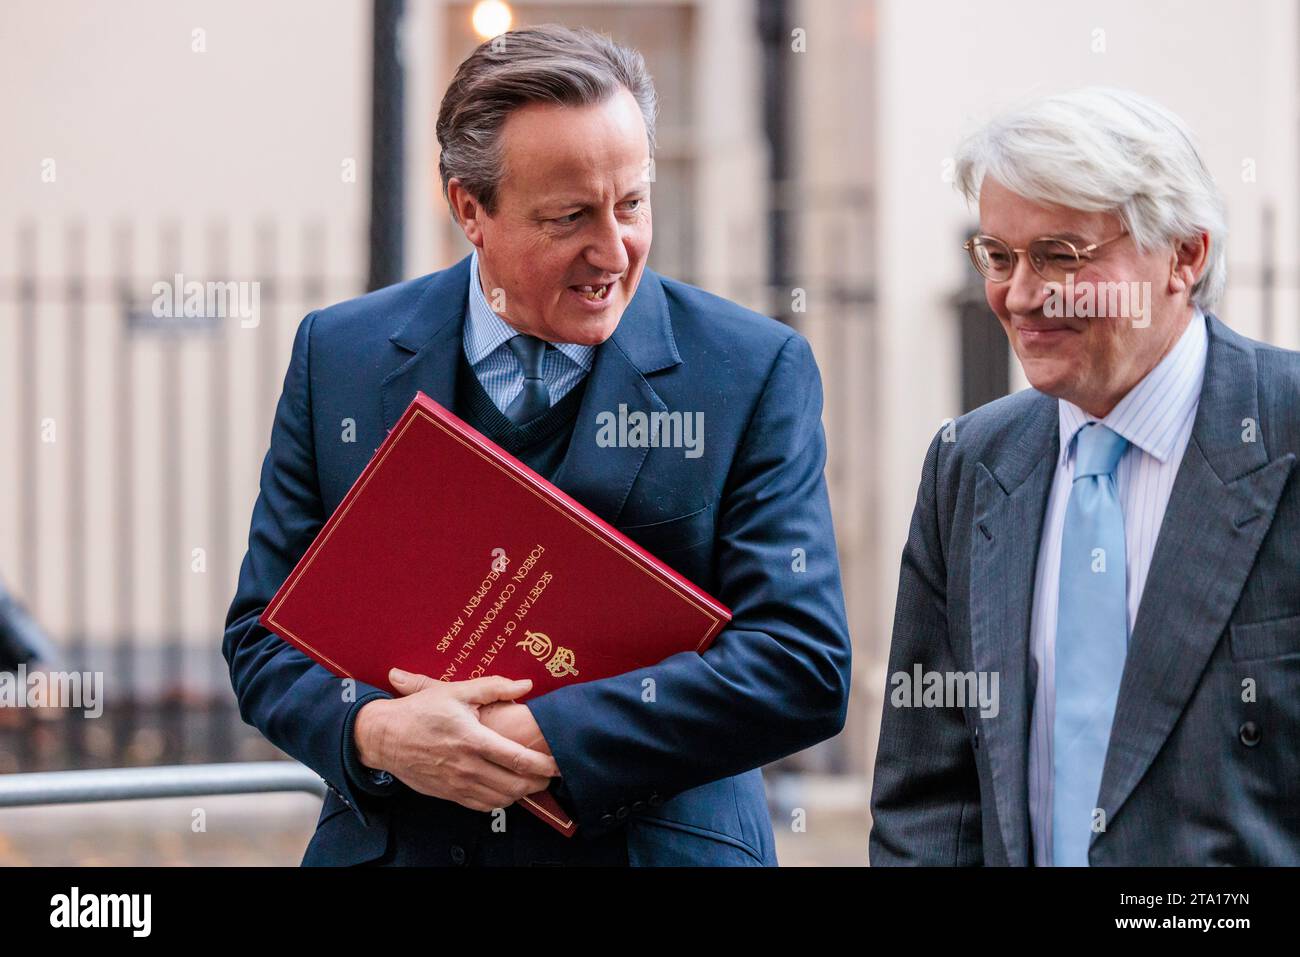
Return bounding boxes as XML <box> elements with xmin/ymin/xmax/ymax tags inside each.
<box><xmin>504</xmin><ymin>334</ymin><xmax>551</xmax><ymax>425</ymax></box>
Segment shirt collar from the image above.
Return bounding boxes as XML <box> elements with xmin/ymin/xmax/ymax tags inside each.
<box><xmin>463</xmin><ymin>248</ymin><xmax>596</xmax><ymax>372</ymax></box>
<box><xmin>1057</xmin><ymin>306</ymin><xmax>1208</xmax><ymax>466</ymax></box>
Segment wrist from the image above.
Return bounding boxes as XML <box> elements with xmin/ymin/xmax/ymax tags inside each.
<box><xmin>354</xmin><ymin>698</ymin><xmax>394</xmax><ymax>771</ymax></box>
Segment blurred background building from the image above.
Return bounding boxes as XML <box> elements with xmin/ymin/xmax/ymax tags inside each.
<box><xmin>1</xmin><ymin>0</ymin><xmax>1297</xmax><ymax>864</ymax></box>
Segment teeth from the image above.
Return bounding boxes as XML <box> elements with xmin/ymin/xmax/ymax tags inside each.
<box><xmin>575</xmin><ymin>284</ymin><xmax>609</xmax><ymax>301</ymax></box>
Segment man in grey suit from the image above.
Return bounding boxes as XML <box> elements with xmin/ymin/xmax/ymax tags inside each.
<box><xmin>870</xmin><ymin>88</ymin><xmax>1300</xmax><ymax>866</ymax></box>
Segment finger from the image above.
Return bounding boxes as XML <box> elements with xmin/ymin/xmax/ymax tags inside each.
<box><xmin>460</xmin><ymin>782</ymin><xmax>520</xmax><ymax>813</ymax></box>
<box><xmin>389</xmin><ymin>667</ymin><xmax>439</xmax><ymax>695</ymax></box>
<box><xmin>453</xmin><ymin>675</ymin><xmax>533</xmax><ymax>706</ymax></box>
<box><xmin>464</xmin><ymin>758</ymin><xmax>553</xmax><ymax>800</ymax></box>
<box><xmin>405</xmin><ymin>771</ymin><xmax>511</xmax><ymax>811</ymax></box>
<box><xmin>472</xmin><ymin>726</ymin><xmax>561</xmax><ymax>778</ymax></box>
<box><xmin>452</xmin><ymin>794</ymin><xmax>497</xmax><ymax>814</ymax></box>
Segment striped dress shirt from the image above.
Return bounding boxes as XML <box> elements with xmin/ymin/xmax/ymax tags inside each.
<box><xmin>463</xmin><ymin>248</ymin><xmax>595</xmax><ymax>413</ymax></box>
<box><xmin>1027</xmin><ymin>308</ymin><xmax>1209</xmax><ymax>865</ymax></box>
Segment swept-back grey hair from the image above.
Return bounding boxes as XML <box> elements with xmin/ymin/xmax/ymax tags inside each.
<box><xmin>954</xmin><ymin>87</ymin><xmax>1228</xmax><ymax>310</ymax></box>
<box><xmin>436</xmin><ymin>24</ymin><xmax>658</xmax><ymax>216</ymax></box>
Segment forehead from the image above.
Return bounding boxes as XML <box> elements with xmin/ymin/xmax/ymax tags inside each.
<box><xmin>497</xmin><ymin>90</ymin><xmax>650</xmax><ymax>202</ymax></box>
<box><xmin>977</xmin><ymin>175</ymin><xmax>1115</xmax><ymax>241</ymax></box>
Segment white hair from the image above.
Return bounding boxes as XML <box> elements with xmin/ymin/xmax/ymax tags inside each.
<box><xmin>954</xmin><ymin>87</ymin><xmax>1228</xmax><ymax>311</ymax></box>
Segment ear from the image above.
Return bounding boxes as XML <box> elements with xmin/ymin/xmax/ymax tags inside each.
<box><xmin>447</xmin><ymin>177</ymin><xmax>488</xmax><ymax>248</ymax></box>
<box><xmin>1168</xmin><ymin>231</ymin><xmax>1209</xmax><ymax>296</ymax></box>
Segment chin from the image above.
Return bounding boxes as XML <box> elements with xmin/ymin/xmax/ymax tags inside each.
<box><xmin>555</xmin><ymin>312</ymin><xmax>622</xmax><ymax>346</ymax></box>
<box><xmin>1021</xmin><ymin>361</ymin><xmax>1075</xmax><ymax>399</ymax></box>
<box><xmin>575</xmin><ymin>323</ymin><xmax>619</xmax><ymax>346</ymax></box>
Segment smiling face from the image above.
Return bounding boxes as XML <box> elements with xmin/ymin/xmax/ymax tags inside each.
<box><xmin>977</xmin><ymin>176</ymin><xmax>1198</xmax><ymax>417</ymax></box>
<box><xmin>448</xmin><ymin>87</ymin><xmax>653</xmax><ymax>346</ymax></box>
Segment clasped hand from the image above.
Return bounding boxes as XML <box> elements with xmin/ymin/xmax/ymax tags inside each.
<box><xmin>353</xmin><ymin>669</ymin><xmax>557</xmax><ymax>813</ymax></box>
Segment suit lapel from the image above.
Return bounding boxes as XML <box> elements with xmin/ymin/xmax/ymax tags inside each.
<box><xmin>379</xmin><ymin>258</ymin><xmax>682</xmax><ymax>527</ymax></box>
<box><xmin>549</xmin><ymin>270</ymin><xmax>680</xmax><ymax>524</ymax></box>
<box><xmin>380</xmin><ymin>256</ymin><xmax>472</xmax><ymax>431</ymax></box>
<box><xmin>1097</xmin><ymin>314</ymin><xmax>1295</xmax><ymax>831</ymax></box>
<box><xmin>970</xmin><ymin>393</ymin><xmax>1058</xmax><ymax>866</ymax></box>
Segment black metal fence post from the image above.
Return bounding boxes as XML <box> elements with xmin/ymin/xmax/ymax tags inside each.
<box><xmin>368</xmin><ymin>0</ymin><xmax>406</xmax><ymax>292</ymax></box>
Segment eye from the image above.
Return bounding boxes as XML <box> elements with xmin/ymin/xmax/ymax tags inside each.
<box><xmin>1033</xmin><ymin>240</ymin><xmax>1081</xmax><ymax>268</ymax></box>
<box><xmin>622</xmin><ymin>198</ymin><xmax>644</xmax><ymax>212</ymax></box>
<box><xmin>552</xmin><ymin>211</ymin><xmax>582</xmax><ymax>226</ymax></box>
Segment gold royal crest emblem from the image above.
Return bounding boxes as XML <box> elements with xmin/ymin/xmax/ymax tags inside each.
<box><xmin>517</xmin><ymin>629</ymin><xmax>552</xmax><ymax>660</ymax></box>
<box><xmin>544</xmin><ymin>646</ymin><xmax>579</xmax><ymax>678</ymax></box>
<box><xmin>518</xmin><ymin>630</ymin><xmax>579</xmax><ymax>679</ymax></box>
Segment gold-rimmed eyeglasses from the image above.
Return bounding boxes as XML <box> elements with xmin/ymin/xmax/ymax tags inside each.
<box><xmin>963</xmin><ymin>229</ymin><xmax>1129</xmax><ymax>283</ymax></box>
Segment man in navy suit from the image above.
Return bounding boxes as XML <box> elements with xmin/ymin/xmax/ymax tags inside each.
<box><xmin>224</xmin><ymin>25</ymin><xmax>851</xmax><ymax>866</ymax></box>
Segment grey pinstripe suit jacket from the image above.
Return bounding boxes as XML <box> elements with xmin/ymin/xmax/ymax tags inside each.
<box><xmin>870</xmin><ymin>313</ymin><xmax>1300</xmax><ymax>865</ymax></box>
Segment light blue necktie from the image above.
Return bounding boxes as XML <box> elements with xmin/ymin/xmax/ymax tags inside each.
<box><xmin>1053</xmin><ymin>422</ymin><xmax>1129</xmax><ymax>866</ymax></box>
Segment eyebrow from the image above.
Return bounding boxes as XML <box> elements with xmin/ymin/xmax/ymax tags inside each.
<box><xmin>533</xmin><ymin>186</ymin><xmax>650</xmax><ymax>213</ymax></box>
<box><xmin>538</xmin><ymin>197</ymin><xmax>590</xmax><ymax>209</ymax></box>
<box><xmin>978</xmin><ymin>230</ymin><xmax>1091</xmax><ymax>244</ymax></box>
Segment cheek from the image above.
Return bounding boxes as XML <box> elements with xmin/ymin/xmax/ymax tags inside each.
<box><xmin>1072</xmin><ymin>262</ymin><xmax>1116</xmax><ymax>297</ymax></box>
<box><xmin>985</xmin><ymin>281</ymin><xmax>1009</xmax><ymax>318</ymax></box>
<box><xmin>625</xmin><ymin>224</ymin><xmax>652</xmax><ymax>260</ymax></box>
<box><xmin>1077</xmin><ymin>319</ymin><xmax>1124</xmax><ymax>378</ymax></box>
<box><xmin>529</xmin><ymin>250</ymin><xmax>574</xmax><ymax>295</ymax></box>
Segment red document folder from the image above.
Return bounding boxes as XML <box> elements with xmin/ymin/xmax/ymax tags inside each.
<box><xmin>260</xmin><ymin>391</ymin><xmax>732</xmax><ymax>836</ymax></box>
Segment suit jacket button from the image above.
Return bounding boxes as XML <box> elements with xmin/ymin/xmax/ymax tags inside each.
<box><xmin>647</xmin><ymin>793</ymin><xmax>663</xmax><ymax>808</ymax></box>
<box><xmin>450</xmin><ymin>845</ymin><xmax>467</xmax><ymax>865</ymax></box>
<box><xmin>600</xmin><ymin>813</ymin><xmax>615</xmax><ymax>825</ymax></box>
<box><xmin>615</xmin><ymin>805</ymin><xmax>630</xmax><ymax>821</ymax></box>
<box><xmin>1239</xmin><ymin>721</ymin><xmax>1262</xmax><ymax>747</ymax></box>
<box><xmin>632</xmin><ymin>800</ymin><xmax>646</xmax><ymax>812</ymax></box>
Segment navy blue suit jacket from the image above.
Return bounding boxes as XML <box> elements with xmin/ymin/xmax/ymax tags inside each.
<box><xmin>223</xmin><ymin>255</ymin><xmax>852</xmax><ymax>865</ymax></box>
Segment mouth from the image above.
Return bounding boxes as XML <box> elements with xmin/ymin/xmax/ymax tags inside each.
<box><xmin>567</xmin><ymin>282</ymin><xmax>616</xmax><ymax>307</ymax></box>
<box><xmin>571</xmin><ymin>282</ymin><xmax>613</xmax><ymax>301</ymax></box>
<box><xmin>1015</xmin><ymin>322</ymin><xmax>1078</xmax><ymax>345</ymax></box>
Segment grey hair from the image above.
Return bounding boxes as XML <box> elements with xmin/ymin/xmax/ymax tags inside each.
<box><xmin>436</xmin><ymin>24</ymin><xmax>658</xmax><ymax>216</ymax></box>
<box><xmin>954</xmin><ymin>87</ymin><xmax>1228</xmax><ymax>311</ymax></box>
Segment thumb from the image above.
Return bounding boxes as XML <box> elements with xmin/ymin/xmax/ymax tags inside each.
<box><xmin>456</xmin><ymin>675</ymin><xmax>533</xmax><ymax>706</ymax></box>
<box><xmin>389</xmin><ymin>667</ymin><xmax>437</xmax><ymax>695</ymax></box>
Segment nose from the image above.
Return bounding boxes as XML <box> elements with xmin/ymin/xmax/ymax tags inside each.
<box><xmin>1002</xmin><ymin>251</ymin><xmax>1049</xmax><ymax>316</ymax></box>
<box><xmin>585</xmin><ymin>209</ymin><xmax>630</xmax><ymax>277</ymax></box>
